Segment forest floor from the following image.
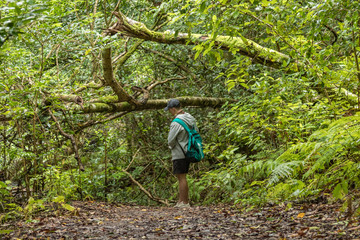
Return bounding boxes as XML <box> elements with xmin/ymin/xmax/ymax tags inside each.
<box><xmin>1</xmin><ymin>200</ymin><xmax>360</xmax><ymax>239</ymax></box>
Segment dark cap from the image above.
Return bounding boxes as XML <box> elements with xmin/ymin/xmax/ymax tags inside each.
<box><xmin>164</xmin><ymin>99</ymin><xmax>180</xmax><ymax>111</ymax></box>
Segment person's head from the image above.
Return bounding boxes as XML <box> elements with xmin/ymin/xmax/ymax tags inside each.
<box><xmin>164</xmin><ymin>99</ymin><xmax>181</xmax><ymax>116</ymax></box>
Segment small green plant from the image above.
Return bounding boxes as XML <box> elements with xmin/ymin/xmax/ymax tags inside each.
<box><xmin>0</xmin><ymin>181</ymin><xmax>22</xmax><ymax>223</ymax></box>
<box><xmin>50</xmin><ymin>196</ymin><xmax>77</xmax><ymax>213</ymax></box>
<box><xmin>23</xmin><ymin>197</ymin><xmax>45</xmax><ymax>218</ymax></box>
<box><xmin>0</xmin><ymin>181</ymin><xmax>11</xmax><ymax>212</ymax></box>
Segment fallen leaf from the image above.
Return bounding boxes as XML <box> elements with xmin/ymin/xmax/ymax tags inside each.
<box><xmin>297</xmin><ymin>213</ymin><xmax>305</xmax><ymax>218</ymax></box>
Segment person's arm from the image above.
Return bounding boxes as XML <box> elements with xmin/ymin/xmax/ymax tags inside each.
<box><xmin>168</xmin><ymin>122</ymin><xmax>182</xmax><ymax>149</ymax></box>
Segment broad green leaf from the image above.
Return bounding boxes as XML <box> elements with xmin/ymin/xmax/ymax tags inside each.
<box><xmin>62</xmin><ymin>203</ymin><xmax>75</xmax><ymax>212</ymax></box>
<box><xmin>227</xmin><ymin>81</ymin><xmax>235</xmax><ymax>91</ymax></box>
<box><xmin>212</xmin><ymin>15</ymin><xmax>217</xmax><ymax>23</ymax></box>
<box><xmin>0</xmin><ymin>181</ymin><xmax>7</xmax><ymax>188</ymax></box>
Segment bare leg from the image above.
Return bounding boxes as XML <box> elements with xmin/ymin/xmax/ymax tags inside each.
<box><xmin>175</xmin><ymin>173</ymin><xmax>189</xmax><ymax>204</ymax></box>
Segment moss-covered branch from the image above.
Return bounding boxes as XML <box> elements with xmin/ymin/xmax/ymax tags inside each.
<box><xmin>107</xmin><ymin>11</ymin><xmax>291</xmax><ymax>69</ymax></box>
<box><xmin>77</xmin><ymin>96</ymin><xmax>234</xmax><ymax>113</ymax></box>
<box><xmin>102</xmin><ymin>47</ymin><xmax>140</xmax><ymax>104</ymax></box>
<box><xmin>106</xmin><ymin>12</ymin><xmax>360</xmax><ymax>107</ymax></box>
<box><xmin>0</xmin><ymin>97</ymin><xmax>233</xmax><ymax>122</ymax></box>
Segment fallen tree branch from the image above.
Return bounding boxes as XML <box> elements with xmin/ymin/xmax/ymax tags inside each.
<box><xmin>107</xmin><ymin>11</ymin><xmax>291</xmax><ymax>69</ymax></box>
<box><xmin>77</xmin><ymin>96</ymin><xmax>235</xmax><ymax>113</ymax></box>
<box><xmin>122</xmin><ymin>169</ymin><xmax>170</xmax><ymax>206</ymax></box>
<box><xmin>105</xmin><ymin>11</ymin><xmax>360</xmax><ymax>108</ymax></box>
<box><xmin>0</xmin><ymin>96</ymin><xmax>234</xmax><ymax>122</ymax></box>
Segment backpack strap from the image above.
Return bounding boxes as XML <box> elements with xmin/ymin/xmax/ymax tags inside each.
<box><xmin>172</xmin><ymin>118</ymin><xmax>193</xmax><ymax>156</ymax></box>
<box><xmin>172</xmin><ymin>118</ymin><xmax>192</xmax><ymax>134</ymax></box>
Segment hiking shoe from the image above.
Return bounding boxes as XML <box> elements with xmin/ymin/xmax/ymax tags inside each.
<box><xmin>174</xmin><ymin>202</ymin><xmax>191</xmax><ymax>208</ymax></box>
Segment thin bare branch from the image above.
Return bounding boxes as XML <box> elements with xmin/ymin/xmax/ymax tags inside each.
<box><xmin>143</xmin><ymin>48</ymin><xmax>197</xmax><ymax>80</ymax></box>
<box><xmin>48</xmin><ymin>109</ymin><xmax>84</xmax><ymax>171</ymax></box>
<box><xmin>122</xmin><ymin>169</ymin><xmax>170</xmax><ymax>206</ymax></box>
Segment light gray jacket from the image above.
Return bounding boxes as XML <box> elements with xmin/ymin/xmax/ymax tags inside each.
<box><xmin>168</xmin><ymin>112</ymin><xmax>198</xmax><ymax>160</ymax></box>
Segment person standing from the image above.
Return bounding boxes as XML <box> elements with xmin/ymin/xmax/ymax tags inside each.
<box><xmin>165</xmin><ymin>99</ymin><xmax>198</xmax><ymax>208</ymax></box>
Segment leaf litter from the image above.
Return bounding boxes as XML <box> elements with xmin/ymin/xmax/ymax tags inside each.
<box><xmin>1</xmin><ymin>201</ymin><xmax>360</xmax><ymax>239</ymax></box>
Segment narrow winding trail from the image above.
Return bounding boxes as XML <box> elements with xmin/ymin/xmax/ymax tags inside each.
<box><xmin>2</xmin><ymin>201</ymin><xmax>360</xmax><ymax>239</ymax></box>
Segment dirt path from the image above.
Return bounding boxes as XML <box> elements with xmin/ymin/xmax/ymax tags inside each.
<box><xmin>2</xmin><ymin>201</ymin><xmax>360</xmax><ymax>239</ymax></box>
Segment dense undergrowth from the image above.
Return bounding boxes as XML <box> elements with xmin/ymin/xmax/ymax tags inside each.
<box><xmin>2</xmin><ymin>103</ymin><xmax>360</xmax><ymax>223</ymax></box>
<box><xmin>197</xmin><ymin>113</ymin><xmax>360</xmax><ymax>209</ymax></box>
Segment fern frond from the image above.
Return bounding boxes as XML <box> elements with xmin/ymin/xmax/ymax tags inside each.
<box><xmin>238</xmin><ymin>160</ymin><xmax>265</xmax><ymax>177</ymax></box>
<box><xmin>303</xmin><ymin>144</ymin><xmax>345</xmax><ymax>178</ymax></box>
<box><xmin>274</xmin><ymin>114</ymin><xmax>360</xmax><ymax>193</ymax></box>
<box><xmin>267</xmin><ymin>161</ymin><xmax>303</xmax><ymax>186</ymax></box>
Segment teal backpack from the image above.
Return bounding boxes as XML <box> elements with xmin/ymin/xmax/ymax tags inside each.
<box><xmin>172</xmin><ymin>118</ymin><xmax>204</xmax><ymax>162</ymax></box>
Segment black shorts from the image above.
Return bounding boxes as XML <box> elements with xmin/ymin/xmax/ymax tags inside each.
<box><xmin>173</xmin><ymin>158</ymin><xmax>190</xmax><ymax>174</ymax></box>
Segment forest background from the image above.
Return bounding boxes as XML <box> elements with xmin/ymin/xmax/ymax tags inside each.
<box><xmin>1</xmin><ymin>0</ymin><xmax>360</xmax><ymax>221</ymax></box>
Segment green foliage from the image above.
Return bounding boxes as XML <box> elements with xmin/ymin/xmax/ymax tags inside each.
<box><xmin>40</xmin><ymin>166</ymin><xmax>80</xmax><ymax>199</ymax></box>
<box><xmin>50</xmin><ymin>195</ymin><xmax>76</xmax><ymax>212</ymax></box>
<box><xmin>0</xmin><ymin>181</ymin><xmax>22</xmax><ymax>223</ymax></box>
<box><xmin>196</xmin><ymin>113</ymin><xmax>360</xmax><ymax>205</ymax></box>
<box><xmin>0</xmin><ymin>180</ymin><xmax>11</xmax><ymax>209</ymax></box>
<box><xmin>218</xmin><ymin>73</ymin><xmax>346</xmax><ymax>153</ymax></box>
<box><xmin>23</xmin><ymin>197</ymin><xmax>45</xmax><ymax>218</ymax></box>
<box><xmin>272</xmin><ymin>114</ymin><xmax>360</xmax><ymax>199</ymax></box>
<box><xmin>2</xmin><ymin>0</ymin><xmax>360</xmax><ymax>214</ymax></box>
<box><xmin>0</xmin><ymin>0</ymin><xmax>49</xmax><ymax>47</ymax></box>
<box><xmin>193</xmin><ymin>154</ymin><xmax>248</xmax><ymax>204</ymax></box>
